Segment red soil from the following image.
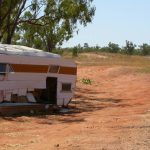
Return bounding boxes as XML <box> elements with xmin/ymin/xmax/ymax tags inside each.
<box><xmin>0</xmin><ymin>66</ymin><xmax>150</xmax><ymax>150</ymax></box>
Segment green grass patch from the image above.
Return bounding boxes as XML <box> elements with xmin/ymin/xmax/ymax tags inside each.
<box><xmin>82</xmin><ymin>78</ymin><xmax>92</xmax><ymax>85</ymax></box>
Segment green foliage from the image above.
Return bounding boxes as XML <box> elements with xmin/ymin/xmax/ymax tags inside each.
<box><xmin>124</xmin><ymin>40</ymin><xmax>136</xmax><ymax>55</ymax></box>
<box><xmin>15</xmin><ymin>0</ymin><xmax>95</xmax><ymax>52</ymax></box>
<box><xmin>84</xmin><ymin>43</ymin><xmax>89</xmax><ymax>49</ymax></box>
<box><xmin>82</xmin><ymin>78</ymin><xmax>92</xmax><ymax>85</ymax></box>
<box><xmin>108</xmin><ymin>42</ymin><xmax>120</xmax><ymax>53</ymax></box>
<box><xmin>0</xmin><ymin>0</ymin><xmax>26</xmax><ymax>43</ymax></box>
<box><xmin>60</xmin><ymin>41</ymin><xmax>150</xmax><ymax>56</ymax></box>
<box><xmin>100</xmin><ymin>47</ymin><xmax>109</xmax><ymax>52</ymax></box>
<box><xmin>0</xmin><ymin>0</ymin><xmax>95</xmax><ymax>52</ymax></box>
<box><xmin>52</xmin><ymin>49</ymin><xmax>64</xmax><ymax>55</ymax></box>
<box><xmin>72</xmin><ymin>47</ymin><xmax>78</xmax><ymax>57</ymax></box>
<box><xmin>139</xmin><ymin>43</ymin><xmax>150</xmax><ymax>56</ymax></box>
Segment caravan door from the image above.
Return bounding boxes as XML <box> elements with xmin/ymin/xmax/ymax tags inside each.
<box><xmin>46</xmin><ymin>77</ymin><xmax>57</xmax><ymax>104</ymax></box>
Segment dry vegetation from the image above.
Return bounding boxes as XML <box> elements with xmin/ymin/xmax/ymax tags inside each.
<box><xmin>64</xmin><ymin>52</ymin><xmax>150</xmax><ymax>69</ymax></box>
<box><xmin>0</xmin><ymin>52</ymin><xmax>150</xmax><ymax>150</ymax></box>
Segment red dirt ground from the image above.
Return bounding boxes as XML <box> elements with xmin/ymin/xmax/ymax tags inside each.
<box><xmin>0</xmin><ymin>66</ymin><xmax>150</xmax><ymax>150</ymax></box>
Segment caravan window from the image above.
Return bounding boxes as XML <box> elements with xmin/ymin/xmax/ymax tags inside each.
<box><xmin>0</xmin><ymin>64</ymin><xmax>14</xmax><ymax>74</ymax></box>
<box><xmin>0</xmin><ymin>63</ymin><xmax>7</xmax><ymax>74</ymax></box>
<box><xmin>49</xmin><ymin>65</ymin><xmax>59</xmax><ymax>73</ymax></box>
<box><xmin>61</xmin><ymin>83</ymin><xmax>72</xmax><ymax>92</ymax></box>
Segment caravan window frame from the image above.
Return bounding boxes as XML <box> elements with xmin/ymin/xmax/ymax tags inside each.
<box><xmin>61</xmin><ymin>83</ymin><xmax>72</xmax><ymax>92</ymax></box>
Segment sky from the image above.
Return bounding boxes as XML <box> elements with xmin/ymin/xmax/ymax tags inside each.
<box><xmin>62</xmin><ymin>0</ymin><xmax>150</xmax><ymax>48</ymax></box>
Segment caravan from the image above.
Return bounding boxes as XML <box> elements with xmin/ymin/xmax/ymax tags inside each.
<box><xmin>0</xmin><ymin>44</ymin><xmax>77</xmax><ymax>106</ymax></box>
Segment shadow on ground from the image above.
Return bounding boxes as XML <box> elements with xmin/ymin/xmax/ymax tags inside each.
<box><xmin>0</xmin><ymin>87</ymin><xmax>131</xmax><ymax>125</ymax></box>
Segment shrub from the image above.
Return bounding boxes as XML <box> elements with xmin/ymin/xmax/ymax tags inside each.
<box><xmin>52</xmin><ymin>49</ymin><xmax>63</xmax><ymax>55</ymax></box>
<box><xmin>124</xmin><ymin>40</ymin><xmax>136</xmax><ymax>55</ymax></box>
<box><xmin>140</xmin><ymin>44</ymin><xmax>150</xmax><ymax>56</ymax></box>
<box><xmin>82</xmin><ymin>78</ymin><xmax>92</xmax><ymax>85</ymax></box>
<box><xmin>72</xmin><ymin>47</ymin><xmax>78</xmax><ymax>57</ymax></box>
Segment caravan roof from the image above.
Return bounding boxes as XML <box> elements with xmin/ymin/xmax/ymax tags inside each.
<box><xmin>0</xmin><ymin>44</ymin><xmax>60</xmax><ymax>58</ymax></box>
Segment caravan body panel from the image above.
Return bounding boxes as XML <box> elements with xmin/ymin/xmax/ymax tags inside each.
<box><xmin>0</xmin><ymin>44</ymin><xmax>77</xmax><ymax>106</ymax></box>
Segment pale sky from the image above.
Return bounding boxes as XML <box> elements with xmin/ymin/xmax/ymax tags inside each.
<box><xmin>62</xmin><ymin>0</ymin><xmax>150</xmax><ymax>48</ymax></box>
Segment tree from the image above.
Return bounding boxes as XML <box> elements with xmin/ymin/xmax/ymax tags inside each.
<box><xmin>84</xmin><ymin>43</ymin><xmax>89</xmax><ymax>49</ymax></box>
<box><xmin>139</xmin><ymin>43</ymin><xmax>150</xmax><ymax>56</ymax></box>
<box><xmin>95</xmin><ymin>44</ymin><xmax>100</xmax><ymax>50</ymax></box>
<box><xmin>124</xmin><ymin>40</ymin><xmax>136</xmax><ymax>55</ymax></box>
<box><xmin>0</xmin><ymin>0</ymin><xmax>27</xmax><ymax>43</ymax></box>
<box><xmin>72</xmin><ymin>46</ymin><xmax>78</xmax><ymax>57</ymax></box>
<box><xmin>15</xmin><ymin>0</ymin><xmax>95</xmax><ymax>52</ymax></box>
<box><xmin>0</xmin><ymin>0</ymin><xmax>95</xmax><ymax>52</ymax></box>
<box><xmin>108</xmin><ymin>42</ymin><xmax>120</xmax><ymax>53</ymax></box>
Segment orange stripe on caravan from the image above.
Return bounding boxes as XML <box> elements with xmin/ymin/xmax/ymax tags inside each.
<box><xmin>11</xmin><ymin>64</ymin><xmax>77</xmax><ymax>75</ymax></box>
<box><xmin>11</xmin><ymin>64</ymin><xmax>48</xmax><ymax>73</ymax></box>
<box><xmin>59</xmin><ymin>66</ymin><xmax>77</xmax><ymax>75</ymax></box>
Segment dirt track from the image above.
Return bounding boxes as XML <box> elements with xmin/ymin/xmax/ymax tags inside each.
<box><xmin>0</xmin><ymin>66</ymin><xmax>150</xmax><ymax>150</ymax></box>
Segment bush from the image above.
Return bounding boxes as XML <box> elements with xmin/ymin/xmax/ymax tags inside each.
<box><xmin>52</xmin><ymin>49</ymin><xmax>63</xmax><ymax>55</ymax></box>
<box><xmin>59</xmin><ymin>41</ymin><xmax>150</xmax><ymax>56</ymax></box>
<box><xmin>124</xmin><ymin>40</ymin><xmax>136</xmax><ymax>55</ymax></box>
<box><xmin>82</xmin><ymin>78</ymin><xmax>92</xmax><ymax>85</ymax></box>
<box><xmin>108</xmin><ymin>42</ymin><xmax>120</xmax><ymax>53</ymax></box>
<box><xmin>140</xmin><ymin>44</ymin><xmax>150</xmax><ymax>56</ymax></box>
<box><xmin>72</xmin><ymin>47</ymin><xmax>78</xmax><ymax>57</ymax></box>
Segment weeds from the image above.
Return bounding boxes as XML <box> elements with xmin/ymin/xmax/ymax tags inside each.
<box><xmin>82</xmin><ymin>78</ymin><xmax>92</xmax><ymax>85</ymax></box>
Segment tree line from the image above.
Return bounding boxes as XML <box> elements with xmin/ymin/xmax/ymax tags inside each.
<box><xmin>59</xmin><ymin>41</ymin><xmax>150</xmax><ymax>56</ymax></box>
<box><xmin>0</xmin><ymin>0</ymin><xmax>95</xmax><ymax>52</ymax></box>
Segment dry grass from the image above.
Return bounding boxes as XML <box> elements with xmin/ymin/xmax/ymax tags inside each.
<box><xmin>63</xmin><ymin>52</ymin><xmax>150</xmax><ymax>73</ymax></box>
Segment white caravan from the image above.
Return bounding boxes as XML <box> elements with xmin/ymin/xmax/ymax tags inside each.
<box><xmin>0</xmin><ymin>44</ymin><xmax>77</xmax><ymax>106</ymax></box>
